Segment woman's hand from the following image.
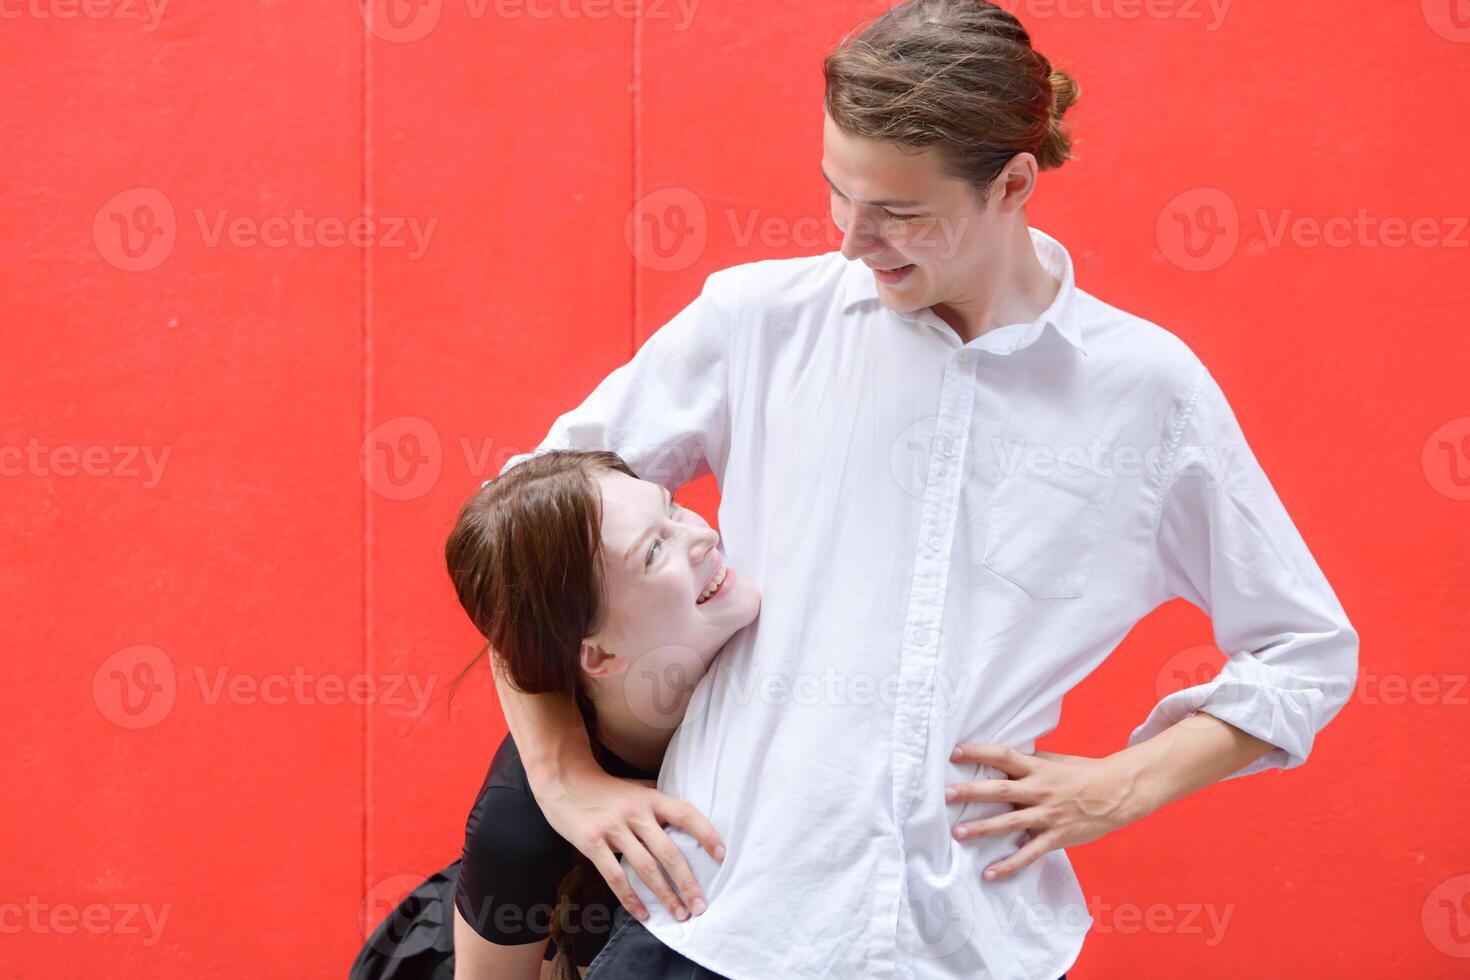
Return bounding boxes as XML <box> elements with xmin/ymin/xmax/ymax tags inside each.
<box><xmin>946</xmin><ymin>742</ymin><xmax>1155</xmax><ymax>882</ymax></box>
<box><xmin>532</xmin><ymin>759</ymin><xmax>726</xmax><ymax>923</ymax></box>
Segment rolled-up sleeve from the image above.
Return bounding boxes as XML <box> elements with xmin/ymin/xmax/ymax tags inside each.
<box><xmin>492</xmin><ymin>270</ymin><xmax>732</xmax><ymax>491</ymax></box>
<box><xmin>1128</xmin><ymin>360</ymin><xmax>1359</xmax><ymax>780</ymax></box>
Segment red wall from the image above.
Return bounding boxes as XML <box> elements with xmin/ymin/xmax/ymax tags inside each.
<box><xmin>3</xmin><ymin>1</ymin><xmax>1468</xmax><ymax>976</ymax></box>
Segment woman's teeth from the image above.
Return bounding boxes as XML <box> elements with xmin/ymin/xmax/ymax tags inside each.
<box><xmin>696</xmin><ymin>566</ymin><xmax>729</xmax><ymax>604</ymax></box>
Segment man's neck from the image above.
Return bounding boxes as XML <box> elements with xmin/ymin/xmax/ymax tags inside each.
<box><xmin>931</xmin><ymin>224</ymin><xmax>1059</xmax><ymax>345</ymax></box>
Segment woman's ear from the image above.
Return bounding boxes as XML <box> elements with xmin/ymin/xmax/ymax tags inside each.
<box><xmin>579</xmin><ymin>639</ymin><xmax>622</xmax><ymax>680</ymax></box>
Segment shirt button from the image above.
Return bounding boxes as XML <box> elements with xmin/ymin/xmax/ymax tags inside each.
<box><xmin>928</xmin><ymin>536</ymin><xmax>940</xmax><ymax>550</ymax></box>
<box><xmin>957</xmin><ymin>350</ymin><xmax>970</xmax><ymax>363</ymax></box>
<box><xmin>914</xmin><ymin>629</ymin><xmax>930</xmax><ymax>645</ymax></box>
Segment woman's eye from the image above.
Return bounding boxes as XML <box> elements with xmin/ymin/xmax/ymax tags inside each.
<box><xmin>646</xmin><ymin>500</ymin><xmax>682</xmax><ymax>568</ymax></box>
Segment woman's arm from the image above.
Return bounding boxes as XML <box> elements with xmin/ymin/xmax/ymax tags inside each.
<box><xmin>492</xmin><ymin>660</ymin><xmax>726</xmax><ymax>922</ymax></box>
<box><xmin>452</xmin><ymin>905</ymin><xmax>549</xmax><ymax>980</ymax></box>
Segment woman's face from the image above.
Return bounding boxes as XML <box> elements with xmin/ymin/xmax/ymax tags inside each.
<box><xmin>583</xmin><ymin>469</ymin><xmax>760</xmax><ymax>674</ymax></box>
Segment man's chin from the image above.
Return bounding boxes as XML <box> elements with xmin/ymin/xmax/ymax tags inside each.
<box><xmin>878</xmin><ymin>291</ymin><xmax>928</xmax><ymax>315</ymax></box>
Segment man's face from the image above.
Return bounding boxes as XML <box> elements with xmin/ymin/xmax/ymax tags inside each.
<box><xmin>821</xmin><ymin>110</ymin><xmax>1002</xmax><ymax>316</ymax></box>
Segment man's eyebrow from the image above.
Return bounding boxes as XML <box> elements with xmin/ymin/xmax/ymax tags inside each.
<box><xmin>820</xmin><ymin>165</ymin><xmax>925</xmax><ymax>208</ymax></box>
<box><xmin>622</xmin><ymin>484</ymin><xmax>672</xmax><ymax>568</ymax></box>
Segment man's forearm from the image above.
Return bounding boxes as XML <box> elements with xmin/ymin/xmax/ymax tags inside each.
<box><xmin>1109</xmin><ymin>710</ymin><xmax>1276</xmax><ymax>820</ymax></box>
<box><xmin>491</xmin><ymin>656</ymin><xmax>599</xmax><ymax>792</ymax></box>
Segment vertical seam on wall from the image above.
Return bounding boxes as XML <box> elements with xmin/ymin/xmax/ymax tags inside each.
<box><xmin>360</xmin><ymin>9</ymin><xmax>374</xmax><ymax>912</ymax></box>
<box><xmin>631</xmin><ymin>7</ymin><xmax>642</xmax><ymax>357</ymax></box>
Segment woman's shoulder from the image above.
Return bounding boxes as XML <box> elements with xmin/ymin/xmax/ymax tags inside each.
<box><xmin>462</xmin><ymin>733</ymin><xmax>565</xmax><ymax>857</ymax></box>
<box><xmin>455</xmin><ymin>734</ymin><xmax>578</xmax><ymax>945</ymax></box>
<box><xmin>454</xmin><ymin>731</ymin><xmax>660</xmax><ymax>950</ymax></box>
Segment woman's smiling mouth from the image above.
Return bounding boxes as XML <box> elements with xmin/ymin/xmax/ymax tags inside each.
<box><xmin>696</xmin><ymin>564</ymin><xmax>732</xmax><ymax>604</ymax></box>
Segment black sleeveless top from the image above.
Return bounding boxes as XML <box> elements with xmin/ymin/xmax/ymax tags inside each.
<box><xmin>454</xmin><ymin>731</ymin><xmax>660</xmax><ymax>966</ymax></box>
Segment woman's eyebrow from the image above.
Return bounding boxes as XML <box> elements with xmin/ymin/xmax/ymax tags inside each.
<box><xmin>622</xmin><ymin>485</ymin><xmax>672</xmax><ymax>568</ymax></box>
<box><xmin>820</xmin><ymin>165</ymin><xmax>924</xmax><ymax>208</ymax></box>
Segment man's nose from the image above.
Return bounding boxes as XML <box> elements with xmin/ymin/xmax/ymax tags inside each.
<box><xmin>839</xmin><ymin>211</ymin><xmax>884</xmax><ymax>261</ymax></box>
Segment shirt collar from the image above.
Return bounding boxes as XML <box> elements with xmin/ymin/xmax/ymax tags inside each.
<box><xmin>840</xmin><ymin>225</ymin><xmax>1087</xmax><ymax>356</ymax></box>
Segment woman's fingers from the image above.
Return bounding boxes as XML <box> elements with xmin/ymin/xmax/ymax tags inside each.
<box><xmin>632</xmin><ymin>820</ymin><xmax>709</xmax><ymax>917</ymax></box>
<box><xmin>584</xmin><ymin>841</ymin><xmax>649</xmax><ymax>924</ymax></box>
<box><xmin>652</xmin><ymin>794</ymin><xmax>727</xmax><ymax>863</ymax></box>
<box><xmin>606</xmin><ymin>827</ymin><xmax>691</xmax><ymax>922</ymax></box>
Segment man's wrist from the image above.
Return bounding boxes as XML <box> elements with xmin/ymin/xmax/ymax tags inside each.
<box><xmin>1102</xmin><ymin>738</ymin><xmax>1172</xmax><ymax>824</ymax></box>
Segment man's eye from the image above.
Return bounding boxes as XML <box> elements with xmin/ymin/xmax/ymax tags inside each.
<box><xmin>884</xmin><ymin>210</ymin><xmax>921</xmax><ymax>222</ymax></box>
<box><xmin>646</xmin><ymin>538</ymin><xmax>660</xmax><ymax>567</ymax></box>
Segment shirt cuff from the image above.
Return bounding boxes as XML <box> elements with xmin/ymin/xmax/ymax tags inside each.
<box><xmin>1126</xmin><ymin>652</ymin><xmax>1347</xmax><ymax>781</ymax></box>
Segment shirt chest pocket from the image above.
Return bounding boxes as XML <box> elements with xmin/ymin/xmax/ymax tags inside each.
<box><xmin>978</xmin><ymin>465</ymin><xmax>1118</xmax><ymax>599</ymax></box>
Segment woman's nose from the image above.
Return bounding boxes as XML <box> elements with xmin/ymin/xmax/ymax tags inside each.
<box><xmin>690</xmin><ymin>523</ymin><xmax>720</xmax><ymax>555</ymax></box>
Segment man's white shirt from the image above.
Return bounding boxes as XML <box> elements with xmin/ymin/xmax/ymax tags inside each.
<box><xmin>499</xmin><ymin>227</ymin><xmax>1359</xmax><ymax>980</ymax></box>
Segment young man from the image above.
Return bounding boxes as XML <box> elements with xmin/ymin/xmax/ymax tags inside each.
<box><xmin>484</xmin><ymin>3</ymin><xmax>1358</xmax><ymax>978</ymax></box>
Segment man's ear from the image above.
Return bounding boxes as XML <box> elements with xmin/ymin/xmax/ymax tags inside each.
<box><xmin>579</xmin><ymin>639</ymin><xmax>623</xmax><ymax>680</ymax></box>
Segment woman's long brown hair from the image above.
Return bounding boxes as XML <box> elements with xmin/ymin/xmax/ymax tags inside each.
<box><xmin>445</xmin><ymin>448</ymin><xmax>637</xmax><ymax>979</ymax></box>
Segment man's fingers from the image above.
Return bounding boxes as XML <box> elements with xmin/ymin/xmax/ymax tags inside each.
<box><xmin>653</xmin><ymin>795</ymin><xmax>727</xmax><ymax>862</ymax></box>
<box><xmin>607</xmin><ymin>829</ymin><xmax>690</xmax><ymax>922</ymax></box>
<box><xmin>951</xmin><ymin>742</ymin><xmax>1037</xmax><ymax>777</ymax></box>
<box><xmin>983</xmin><ymin>828</ymin><xmax>1061</xmax><ymax>881</ymax></box>
<box><xmin>634</xmin><ymin>821</ymin><xmax>709</xmax><ymax>916</ymax></box>
<box><xmin>955</xmin><ymin>804</ymin><xmax>1053</xmax><ymax>841</ymax></box>
<box><xmin>947</xmin><ymin>777</ymin><xmax>1044</xmax><ymax>807</ymax></box>
<box><xmin>584</xmin><ymin>842</ymin><xmax>649</xmax><ymax>924</ymax></box>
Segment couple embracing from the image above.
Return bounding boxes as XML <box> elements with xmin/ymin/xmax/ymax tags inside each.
<box><xmin>359</xmin><ymin>3</ymin><xmax>1357</xmax><ymax>978</ymax></box>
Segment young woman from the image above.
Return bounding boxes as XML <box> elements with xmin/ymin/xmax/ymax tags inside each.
<box><xmin>443</xmin><ymin>448</ymin><xmax>761</xmax><ymax>980</ymax></box>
